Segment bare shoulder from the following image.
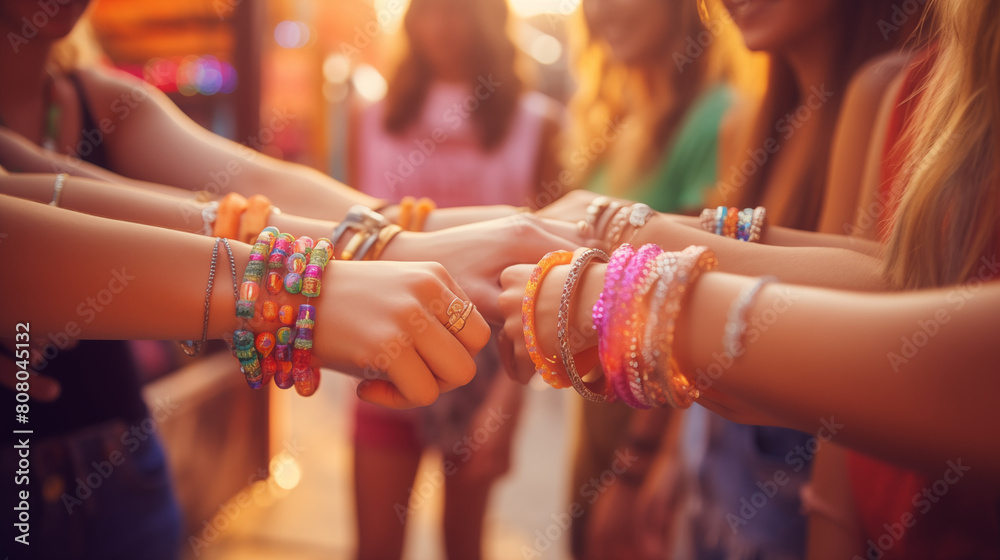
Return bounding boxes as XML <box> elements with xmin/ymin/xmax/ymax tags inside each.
<box><xmin>72</xmin><ymin>66</ymin><xmax>175</xmax><ymax>122</ymax></box>
<box><xmin>844</xmin><ymin>51</ymin><xmax>913</xmax><ymax>110</ymax></box>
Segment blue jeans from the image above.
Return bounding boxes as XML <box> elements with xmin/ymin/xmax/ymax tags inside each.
<box><xmin>3</xmin><ymin>420</ymin><xmax>182</xmax><ymax>560</ymax></box>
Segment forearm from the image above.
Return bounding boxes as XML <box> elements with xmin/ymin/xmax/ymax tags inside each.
<box><xmin>632</xmin><ymin>216</ymin><xmax>887</xmax><ymax>290</ymax></box>
<box><xmin>0</xmin><ymin>194</ymin><xmax>246</xmax><ymax>340</ymax></box>
<box><xmin>674</xmin><ymin>272</ymin><xmax>1000</xmax><ymax>475</ymax></box>
<box><xmin>0</xmin><ymin>173</ymin><xmax>209</xmax><ymax>233</ymax></box>
<box><xmin>669</xmin><ymin>213</ymin><xmax>882</xmax><ymax>256</ymax></box>
<box><xmin>237</xmin><ymin>160</ymin><xmax>380</xmax><ymax>220</ymax></box>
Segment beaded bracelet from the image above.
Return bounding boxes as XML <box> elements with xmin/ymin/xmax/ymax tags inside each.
<box><xmin>646</xmin><ymin>246</ymin><xmax>718</xmax><ymax>409</ymax></box>
<box><xmin>236</xmin><ymin>226</ymin><xmax>278</xmax><ymax>319</ymax></box>
<box><xmin>578</xmin><ymin>196</ymin><xmax>611</xmax><ymax>236</ymax></box>
<box><xmin>523</xmin><ymin>250</ymin><xmax>574</xmax><ymax>389</ymax></box>
<box><xmin>607</xmin><ymin>244</ymin><xmax>662</xmax><ymax>408</ymax></box>
<box><xmin>700</xmin><ymin>206</ymin><xmax>767</xmax><ymax>242</ymax></box>
<box><xmin>639</xmin><ymin>251</ymin><xmax>682</xmax><ymax>406</ymax></box>
<box><xmin>49</xmin><ymin>173</ymin><xmax>66</xmax><ymax>207</ymax></box>
<box><xmin>605</xmin><ymin>206</ymin><xmax>633</xmax><ymax>246</ymax></box>
<box><xmin>199</xmin><ymin>201</ymin><xmax>219</xmax><ymax>236</ymax></box>
<box><xmin>274</xmin><ymin>326</ymin><xmax>294</xmax><ymax>389</ymax></box>
<box><xmin>557</xmin><ymin>248</ymin><xmax>614</xmax><ymax>402</ymax></box>
<box><xmin>593</xmin><ymin>243</ymin><xmax>634</xmax><ymax>396</ymax></box>
<box><xmin>292</xmin><ymin>304</ymin><xmax>319</xmax><ymax>396</ymax></box>
<box><xmin>621</xmin><ymin>243</ymin><xmax>666</xmax><ymax>408</ymax></box>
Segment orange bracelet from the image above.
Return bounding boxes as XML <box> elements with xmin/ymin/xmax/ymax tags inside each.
<box><xmin>723</xmin><ymin>206</ymin><xmax>740</xmax><ymax>238</ymax></box>
<box><xmin>522</xmin><ymin>250</ymin><xmax>574</xmax><ymax>389</ymax></box>
<box><xmin>398</xmin><ymin>196</ymin><xmax>416</xmax><ymax>231</ymax></box>
<box><xmin>238</xmin><ymin>195</ymin><xmax>275</xmax><ymax>244</ymax></box>
<box><xmin>412</xmin><ymin>197</ymin><xmax>436</xmax><ymax>232</ymax></box>
<box><xmin>213</xmin><ymin>193</ymin><xmax>249</xmax><ymax>239</ymax></box>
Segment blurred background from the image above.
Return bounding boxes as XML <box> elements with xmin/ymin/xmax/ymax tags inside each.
<box><xmin>90</xmin><ymin>1</ymin><xmax>580</xmax><ymax>558</ymax></box>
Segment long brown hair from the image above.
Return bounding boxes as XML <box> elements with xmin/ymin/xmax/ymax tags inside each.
<box><xmin>382</xmin><ymin>0</ymin><xmax>522</xmax><ymax>151</ymax></box>
<box><xmin>728</xmin><ymin>0</ymin><xmax>912</xmax><ymax>231</ymax></box>
<box><xmin>565</xmin><ymin>0</ymin><xmax>740</xmax><ymax>194</ymax></box>
<box><xmin>884</xmin><ymin>0</ymin><xmax>1000</xmax><ymax>289</ymax></box>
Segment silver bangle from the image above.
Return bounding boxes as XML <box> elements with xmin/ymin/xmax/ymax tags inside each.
<box><xmin>722</xmin><ymin>276</ymin><xmax>778</xmax><ymax>357</ymax></box>
<box><xmin>49</xmin><ymin>173</ymin><xmax>66</xmax><ymax>207</ymax></box>
<box><xmin>557</xmin><ymin>248</ymin><xmax>612</xmax><ymax>402</ymax></box>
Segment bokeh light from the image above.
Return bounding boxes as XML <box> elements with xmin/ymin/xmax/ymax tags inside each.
<box><xmin>274</xmin><ymin>20</ymin><xmax>311</xmax><ymax>49</ymax></box>
<box><xmin>351</xmin><ymin>64</ymin><xmax>388</xmax><ymax>102</ymax></box>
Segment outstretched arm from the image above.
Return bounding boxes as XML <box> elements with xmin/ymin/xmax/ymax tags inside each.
<box><xmin>499</xmin><ymin>263</ymin><xmax>1000</xmax><ymax>478</ymax></box>
<box><xmin>0</xmin><ymin>194</ymin><xmax>490</xmax><ymax>408</ymax></box>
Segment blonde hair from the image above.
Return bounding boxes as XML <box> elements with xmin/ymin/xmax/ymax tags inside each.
<box><xmin>884</xmin><ymin>0</ymin><xmax>1000</xmax><ymax>289</ymax></box>
<box><xmin>564</xmin><ymin>0</ymin><xmax>741</xmax><ymax>195</ymax></box>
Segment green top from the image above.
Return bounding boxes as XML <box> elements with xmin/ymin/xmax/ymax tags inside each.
<box><xmin>585</xmin><ymin>84</ymin><xmax>734</xmax><ymax>213</ymax></box>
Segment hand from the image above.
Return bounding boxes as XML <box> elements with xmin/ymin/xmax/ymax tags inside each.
<box><xmin>313</xmin><ymin>260</ymin><xmax>491</xmax><ymax>409</ymax></box>
<box><xmin>498</xmin><ymin>258</ymin><xmax>605</xmax><ymax>384</ymax></box>
<box><xmin>387</xmin><ymin>214</ymin><xmax>589</xmax><ymax>322</ymax></box>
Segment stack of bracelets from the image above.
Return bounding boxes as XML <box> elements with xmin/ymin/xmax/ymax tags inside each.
<box><xmin>183</xmin><ymin>196</ymin><xmax>415</xmax><ymax>396</ymax></box>
<box><xmin>699</xmin><ymin>205</ymin><xmax>766</xmax><ymax>242</ymax></box>
<box><xmin>522</xmin><ymin>204</ymin><xmax>771</xmax><ymax>409</ymax></box>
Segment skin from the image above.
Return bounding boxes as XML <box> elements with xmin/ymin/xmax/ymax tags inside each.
<box><xmin>498</xmin><ymin>261</ymin><xmax>1000</xmax><ymax>478</ymax></box>
<box><xmin>0</xmin><ymin>0</ymin><xmax>519</xmax><ymax>231</ymax></box>
<box><xmin>0</xmin><ymin>193</ymin><xmax>498</xmax><ymax>409</ymax></box>
<box><xmin>582</xmin><ymin>0</ymin><xmax>674</xmax><ymax>65</ymax></box>
<box><xmin>0</xmin><ymin>168</ymin><xmax>584</xmax><ymax>320</ymax></box>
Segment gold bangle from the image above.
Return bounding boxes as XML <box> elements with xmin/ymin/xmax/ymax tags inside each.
<box><xmin>368</xmin><ymin>225</ymin><xmax>404</xmax><ymax>261</ymax></box>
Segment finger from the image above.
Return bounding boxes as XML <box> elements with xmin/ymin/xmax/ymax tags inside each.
<box><xmin>426</xmin><ymin>286</ymin><xmax>491</xmax><ymax>357</ymax></box>
<box><xmin>357</xmin><ymin>379</ymin><xmax>425</xmax><ymax>410</ymax></box>
<box><xmin>496</xmin><ymin>326</ymin><xmax>521</xmax><ymax>383</ymax></box>
<box><xmin>384</xmin><ymin>345</ymin><xmax>440</xmax><ymax>407</ymax></box>
<box><xmin>413</xmin><ymin>307</ymin><xmax>478</xmax><ymax>390</ymax></box>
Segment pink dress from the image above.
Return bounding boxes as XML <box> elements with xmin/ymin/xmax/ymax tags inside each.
<box><xmin>355</xmin><ymin>82</ymin><xmax>553</xmax><ymax>208</ymax></box>
<box><xmin>353</xmin><ymin>82</ymin><xmax>556</xmax><ymax>451</ymax></box>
